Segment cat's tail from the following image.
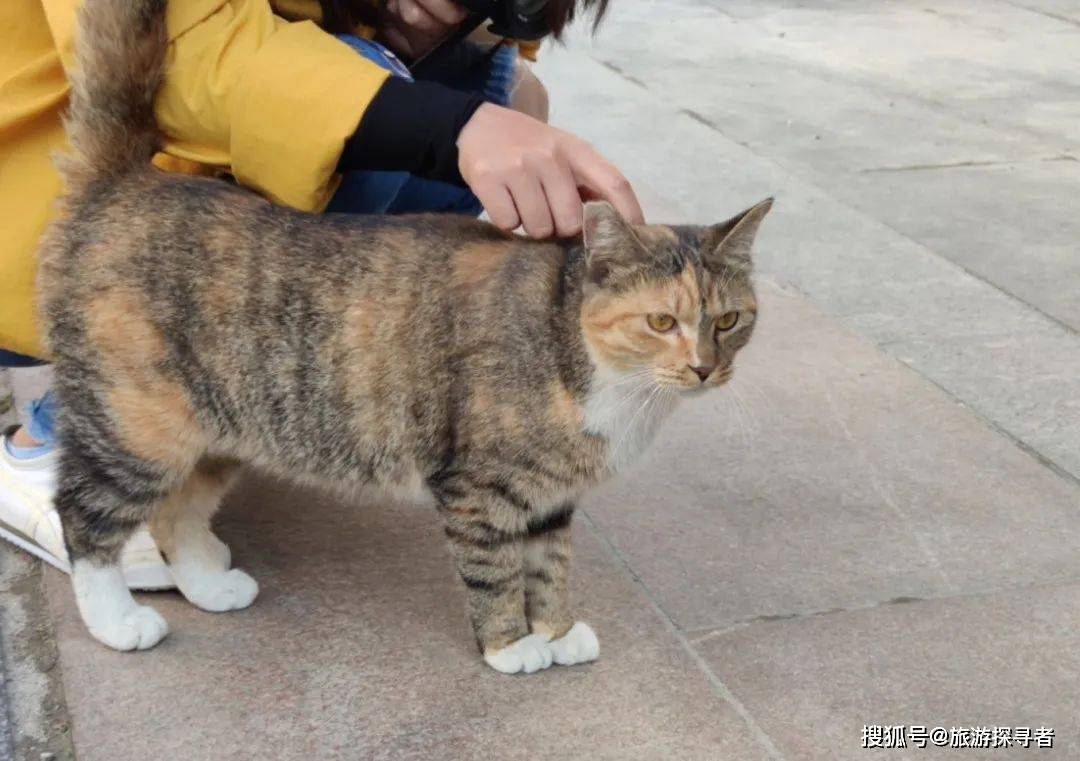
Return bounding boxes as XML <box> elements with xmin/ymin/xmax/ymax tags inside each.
<box><xmin>62</xmin><ymin>0</ymin><xmax>167</xmax><ymax>184</ymax></box>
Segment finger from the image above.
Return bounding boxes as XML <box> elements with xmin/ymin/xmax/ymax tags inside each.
<box><xmin>508</xmin><ymin>175</ymin><xmax>555</xmax><ymax>239</ymax></box>
<box><xmin>414</xmin><ymin>0</ymin><xmax>469</xmax><ymax>25</ymax></box>
<box><xmin>397</xmin><ymin>0</ymin><xmax>443</xmax><ymax>32</ymax></box>
<box><xmin>473</xmin><ymin>179</ymin><xmax>520</xmax><ymax>231</ymax></box>
<box><xmin>539</xmin><ymin>160</ymin><xmax>583</xmax><ymax>237</ymax></box>
<box><xmin>568</xmin><ymin>145</ymin><xmax>645</xmax><ymax>224</ymax></box>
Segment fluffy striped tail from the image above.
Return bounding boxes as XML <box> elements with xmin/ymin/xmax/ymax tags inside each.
<box><xmin>63</xmin><ymin>0</ymin><xmax>167</xmax><ymax>180</ymax></box>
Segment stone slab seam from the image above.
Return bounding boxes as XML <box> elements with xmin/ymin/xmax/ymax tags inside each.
<box><xmin>684</xmin><ymin>574</ymin><xmax>1080</xmax><ymax>646</ymax></box>
<box><xmin>580</xmin><ymin>510</ymin><xmax>790</xmax><ymax>761</ymax></box>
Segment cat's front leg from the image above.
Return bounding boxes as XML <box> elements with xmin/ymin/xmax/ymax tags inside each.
<box><xmin>524</xmin><ymin>504</ymin><xmax>599</xmax><ymax>667</ymax></box>
<box><xmin>440</xmin><ymin>499</ymin><xmax>553</xmax><ymax>675</ymax></box>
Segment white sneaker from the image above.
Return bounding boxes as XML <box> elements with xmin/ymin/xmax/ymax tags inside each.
<box><xmin>0</xmin><ymin>427</ymin><xmax>175</xmax><ymax>590</ymax></box>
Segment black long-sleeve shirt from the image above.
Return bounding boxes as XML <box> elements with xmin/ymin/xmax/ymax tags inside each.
<box><xmin>339</xmin><ymin>76</ymin><xmax>485</xmax><ymax>186</ymax></box>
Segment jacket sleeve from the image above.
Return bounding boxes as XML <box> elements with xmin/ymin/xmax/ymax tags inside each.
<box><xmin>157</xmin><ymin>1</ymin><xmax>390</xmax><ymax>212</ymax></box>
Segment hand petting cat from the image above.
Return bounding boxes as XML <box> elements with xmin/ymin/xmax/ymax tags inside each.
<box><xmin>378</xmin><ymin>0</ymin><xmax>645</xmax><ymax>239</ymax></box>
<box><xmin>458</xmin><ymin>103</ymin><xmax>645</xmax><ymax>238</ymax></box>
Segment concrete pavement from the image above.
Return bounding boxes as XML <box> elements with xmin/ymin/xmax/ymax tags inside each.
<box><xmin>3</xmin><ymin>1</ymin><xmax>1078</xmax><ymax>758</ymax></box>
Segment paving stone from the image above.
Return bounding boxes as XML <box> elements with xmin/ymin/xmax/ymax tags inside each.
<box><xmin>693</xmin><ymin>583</ymin><xmax>1080</xmax><ymax>759</ymax></box>
<box><xmin>840</xmin><ymin>159</ymin><xmax>1080</xmax><ymax>331</ymax></box>
<box><xmin>45</xmin><ymin>477</ymin><xmax>773</xmax><ymax>761</ymax></box>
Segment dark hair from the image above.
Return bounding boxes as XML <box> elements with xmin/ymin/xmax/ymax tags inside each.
<box><xmin>318</xmin><ymin>0</ymin><xmax>610</xmax><ymax>37</ymax></box>
<box><xmin>546</xmin><ymin>0</ymin><xmax>610</xmax><ymax>37</ymax></box>
<box><xmin>318</xmin><ymin>1</ymin><xmax>380</xmax><ymax>34</ymax></box>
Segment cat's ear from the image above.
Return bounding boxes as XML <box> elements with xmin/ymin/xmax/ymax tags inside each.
<box><xmin>583</xmin><ymin>201</ymin><xmax>648</xmax><ymax>285</ymax></box>
<box><xmin>703</xmin><ymin>197</ymin><xmax>773</xmax><ymax>271</ymax></box>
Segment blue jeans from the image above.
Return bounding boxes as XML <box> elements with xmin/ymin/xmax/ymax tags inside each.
<box><xmin>2</xmin><ymin>37</ymin><xmax>518</xmax><ymax>447</ymax></box>
<box><xmin>20</xmin><ymin>393</ymin><xmax>55</xmax><ymax>446</ymax></box>
<box><xmin>0</xmin><ymin>350</ymin><xmax>55</xmax><ymax>448</ymax></box>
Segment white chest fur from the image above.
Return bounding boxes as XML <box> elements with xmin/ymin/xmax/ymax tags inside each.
<box><xmin>582</xmin><ymin>367</ymin><xmax>679</xmax><ymax>472</ymax></box>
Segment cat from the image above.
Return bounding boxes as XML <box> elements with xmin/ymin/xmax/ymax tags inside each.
<box><xmin>39</xmin><ymin>0</ymin><xmax>771</xmax><ymax>674</ymax></box>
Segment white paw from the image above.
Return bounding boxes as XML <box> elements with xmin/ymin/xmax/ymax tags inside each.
<box><xmin>548</xmin><ymin>621</ymin><xmax>599</xmax><ymax>666</ymax></box>
<box><xmin>484</xmin><ymin>633</ymin><xmax>554</xmax><ymax>675</ymax></box>
<box><xmin>181</xmin><ymin>568</ymin><xmax>259</xmax><ymax>612</ymax></box>
<box><xmin>89</xmin><ymin>605</ymin><xmax>169</xmax><ymax>652</ymax></box>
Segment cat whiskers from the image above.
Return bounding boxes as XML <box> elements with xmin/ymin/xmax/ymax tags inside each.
<box><xmin>718</xmin><ymin>377</ymin><xmax>764</xmax><ymax>447</ymax></box>
<box><xmin>653</xmin><ymin>370</ymin><xmax>693</xmax><ymax>389</ymax></box>
<box><xmin>722</xmin><ymin>390</ymin><xmax>753</xmax><ymax>446</ymax></box>
<box><xmin>612</xmin><ymin>382</ymin><xmax>670</xmax><ymax>457</ymax></box>
<box><xmin>606</xmin><ymin>382</ymin><xmax>659</xmax><ymax>425</ymax></box>
<box><xmin>732</xmin><ymin>375</ymin><xmax>771</xmax><ymax>411</ymax></box>
<box><xmin>589</xmin><ymin>368</ymin><xmax>654</xmax><ymax>395</ymax></box>
<box><xmin>596</xmin><ymin>370</ymin><xmax>659</xmax><ymax>419</ymax></box>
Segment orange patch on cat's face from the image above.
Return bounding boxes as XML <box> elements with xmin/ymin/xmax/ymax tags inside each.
<box><xmin>581</xmin><ymin>264</ymin><xmax>755</xmax><ymax>390</ymax></box>
<box><xmin>582</xmin><ymin>266</ymin><xmax>701</xmax><ymax>372</ymax></box>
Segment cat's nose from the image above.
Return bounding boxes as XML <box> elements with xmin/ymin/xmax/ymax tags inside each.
<box><xmin>689</xmin><ymin>364</ymin><xmax>715</xmax><ymax>382</ymax></box>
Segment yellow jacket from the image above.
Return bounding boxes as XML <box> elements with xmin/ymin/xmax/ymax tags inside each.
<box><xmin>1</xmin><ymin>0</ymin><xmax>392</xmax><ymax>358</ymax></box>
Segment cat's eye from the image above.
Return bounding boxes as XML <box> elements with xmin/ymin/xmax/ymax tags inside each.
<box><xmin>646</xmin><ymin>313</ymin><xmax>677</xmax><ymax>333</ymax></box>
<box><xmin>715</xmin><ymin>312</ymin><xmax>739</xmax><ymax>332</ymax></box>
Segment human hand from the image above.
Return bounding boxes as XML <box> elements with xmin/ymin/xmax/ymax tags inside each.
<box><xmin>457</xmin><ymin>104</ymin><xmax>644</xmax><ymax>238</ymax></box>
<box><xmin>378</xmin><ymin>0</ymin><xmax>469</xmax><ymax>60</ymax></box>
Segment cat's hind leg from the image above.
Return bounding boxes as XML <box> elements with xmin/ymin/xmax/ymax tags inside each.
<box><xmin>57</xmin><ymin>438</ymin><xmax>180</xmax><ymax>652</ymax></box>
<box><xmin>149</xmin><ymin>458</ymin><xmax>258</xmax><ymax>613</ymax></box>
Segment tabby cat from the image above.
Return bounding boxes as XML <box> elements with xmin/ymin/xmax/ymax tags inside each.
<box><xmin>40</xmin><ymin>0</ymin><xmax>771</xmax><ymax>674</ymax></box>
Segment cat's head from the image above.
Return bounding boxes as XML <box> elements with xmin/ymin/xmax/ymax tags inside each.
<box><xmin>579</xmin><ymin>198</ymin><xmax>772</xmax><ymax>393</ymax></box>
